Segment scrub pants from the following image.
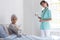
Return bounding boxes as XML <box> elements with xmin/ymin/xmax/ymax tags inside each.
<box><xmin>40</xmin><ymin>30</ymin><xmax>50</xmax><ymax>37</ymax></box>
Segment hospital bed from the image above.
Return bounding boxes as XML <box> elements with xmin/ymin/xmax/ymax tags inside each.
<box><xmin>4</xmin><ymin>34</ymin><xmax>53</xmax><ymax>40</ymax></box>
<box><xmin>4</xmin><ymin>29</ymin><xmax>60</xmax><ymax>40</ymax></box>
<box><xmin>0</xmin><ymin>24</ymin><xmax>60</xmax><ymax>40</ymax></box>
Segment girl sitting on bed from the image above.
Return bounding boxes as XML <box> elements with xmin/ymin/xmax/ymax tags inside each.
<box><xmin>8</xmin><ymin>14</ymin><xmax>21</xmax><ymax>37</ymax></box>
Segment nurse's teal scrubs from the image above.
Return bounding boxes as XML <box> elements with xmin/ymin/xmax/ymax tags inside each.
<box><xmin>40</xmin><ymin>7</ymin><xmax>51</xmax><ymax>30</ymax></box>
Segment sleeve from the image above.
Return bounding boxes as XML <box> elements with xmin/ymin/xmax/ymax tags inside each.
<box><xmin>43</xmin><ymin>9</ymin><xmax>51</xmax><ymax>20</ymax></box>
<box><xmin>48</xmin><ymin>10</ymin><xmax>51</xmax><ymax>18</ymax></box>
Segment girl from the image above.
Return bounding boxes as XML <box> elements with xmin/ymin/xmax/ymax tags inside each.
<box><xmin>8</xmin><ymin>14</ymin><xmax>21</xmax><ymax>37</ymax></box>
<box><xmin>35</xmin><ymin>1</ymin><xmax>52</xmax><ymax>37</ymax></box>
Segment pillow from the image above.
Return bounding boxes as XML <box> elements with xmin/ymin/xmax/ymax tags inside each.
<box><xmin>0</xmin><ymin>25</ymin><xmax>8</xmax><ymax>38</ymax></box>
<box><xmin>3</xmin><ymin>25</ymin><xmax>9</xmax><ymax>35</ymax></box>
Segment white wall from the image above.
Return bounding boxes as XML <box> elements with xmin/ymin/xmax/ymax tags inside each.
<box><xmin>23</xmin><ymin>0</ymin><xmax>42</xmax><ymax>36</ymax></box>
<box><xmin>0</xmin><ymin>0</ymin><xmax>23</xmax><ymax>26</ymax></box>
<box><xmin>0</xmin><ymin>0</ymin><xmax>43</xmax><ymax>36</ymax></box>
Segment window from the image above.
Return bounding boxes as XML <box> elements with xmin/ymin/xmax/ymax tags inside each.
<box><xmin>45</xmin><ymin>0</ymin><xmax>60</xmax><ymax>28</ymax></box>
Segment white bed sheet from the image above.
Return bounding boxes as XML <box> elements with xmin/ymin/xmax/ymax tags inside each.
<box><xmin>4</xmin><ymin>34</ymin><xmax>54</xmax><ymax>40</ymax></box>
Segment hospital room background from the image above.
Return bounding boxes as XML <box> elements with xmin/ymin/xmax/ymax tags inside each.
<box><xmin>0</xmin><ymin>0</ymin><xmax>60</xmax><ymax>37</ymax></box>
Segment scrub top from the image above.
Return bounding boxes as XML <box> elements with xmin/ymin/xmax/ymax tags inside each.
<box><xmin>40</xmin><ymin>7</ymin><xmax>51</xmax><ymax>30</ymax></box>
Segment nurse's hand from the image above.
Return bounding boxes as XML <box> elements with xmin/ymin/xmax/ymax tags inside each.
<box><xmin>39</xmin><ymin>19</ymin><xmax>45</xmax><ymax>22</ymax></box>
<box><xmin>39</xmin><ymin>19</ymin><xmax>50</xmax><ymax>22</ymax></box>
<box><xmin>39</xmin><ymin>19</ymin><xmax>43</xmax><ymax>22</ymax></box>
<box><xmin>35</xmin><ymin>14</ymin><xmax>41</xmax><ymax>19</ymax></box>
<box><xmin>35</xmin><ymin>14</ymin><xmax>38</xmax><ymax>17</ymax></box>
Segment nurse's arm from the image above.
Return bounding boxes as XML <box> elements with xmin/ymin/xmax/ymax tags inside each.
<box><xmin>38</xmin><ymin>16</ymin><xmax>41</xmax><ymax>19</ymax></box>
<box><xmin>40</xmin><ymin>18</ymin><xmax>52</xmax><ymax>22</ymax></box>
<box><xmin>35</xmin><ymin>14</ymin><xmax>41</xmax><ymax>19</ymax></box>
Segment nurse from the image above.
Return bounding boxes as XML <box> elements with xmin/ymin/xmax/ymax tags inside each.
<box><xmin>35</xmin><ymin>1</ymin><xmax>52</xmax><ymax>37</ymax></box>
